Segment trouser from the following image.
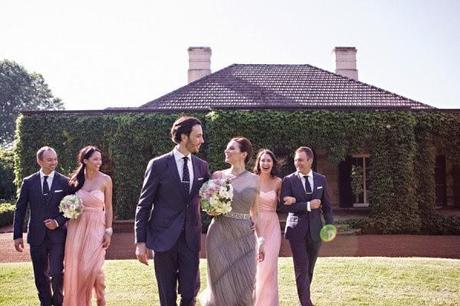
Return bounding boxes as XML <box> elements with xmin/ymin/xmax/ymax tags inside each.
<box><xmin>153</xmin><ymin>232</ymin><xmax>200</xmax><ymax>306</ymax></box>
<box><xmin>30</xmin><ymin>238</ymin><xmax>65</xmax><ymax>306</ymax></box>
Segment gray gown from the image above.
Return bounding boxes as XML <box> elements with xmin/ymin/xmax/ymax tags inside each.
<box><xmin>200</xmin><ymin>170</ymin><xmax>259</xmax><ymax>306</ymax></box>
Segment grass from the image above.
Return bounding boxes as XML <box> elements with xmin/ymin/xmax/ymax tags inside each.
<box><xmin>0</xmin><ymin>257</ymin><xmax>459</xmax><ymax>305</ymax></box>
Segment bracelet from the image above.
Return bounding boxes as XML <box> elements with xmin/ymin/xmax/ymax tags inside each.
<box><xmin>257</xmin><ymin>237</ymin><xmax>265</xmax><ymax>246</ymax></box>
<box><xmin>105</xmin><ymin>227</ymin><xmax>113</xmax><ymax>236</ymax></box>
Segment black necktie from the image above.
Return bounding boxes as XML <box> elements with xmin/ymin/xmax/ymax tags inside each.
<box><xmin>182</xmin><ymin>157</ymin><xmax>190</xmax><ymax>194</ymax></box>
<box><xmin>303</xmin><ymin>175</ymin><xmax>312</xmax><ymax>194</ymax></box>
<box><xmin>43</xmin><ymin>176</ymin><xmax>50</xmax><ymax>195</ymax></box>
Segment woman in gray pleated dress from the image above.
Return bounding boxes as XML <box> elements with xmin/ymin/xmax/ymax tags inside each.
<box><xmin>200</xmin><ymin>137</ymin><xmax>265</xmax><ymax>306</ymax></box>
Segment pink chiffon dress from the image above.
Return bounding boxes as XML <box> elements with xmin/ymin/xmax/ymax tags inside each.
<box><xmin>63</xmin><ymin>189</ymin><xmax>106</xmax><ymax>306</ymax></box>
<box><xmin>255</xmin><ymin>190</ymin><xmax>281</xmax><ymax>306</ymax></box>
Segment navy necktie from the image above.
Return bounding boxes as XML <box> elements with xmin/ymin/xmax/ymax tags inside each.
<box><xmin>303</xmin><ymin>175</ymin><xmax>312</xmax><ymax>194</ymax></box>
<box><xmin>182</xmin><ymin>157</ymin><xmax>190</xmax><ymax>194</ymax></box>
<box><xmin>43</xmin><ymin>176</ymin><xmax>50</xmax><ymax>195</ymax></box>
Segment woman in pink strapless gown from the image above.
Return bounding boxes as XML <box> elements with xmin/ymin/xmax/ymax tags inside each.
<box><xmin>64</xmin><ymin>146</ymin><xmax>113</xmax><ymax>306</ymax></box>
<box><xmin>253</xmin><ymin>149</ymin><xmax>282</xmax><ymax>306</ymax></box>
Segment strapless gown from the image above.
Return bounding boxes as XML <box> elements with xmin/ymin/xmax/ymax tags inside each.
<box><xmin>63</xmin><ymin>189</ymin><xmax>106</xmax><ymax>306</ymax></box>
<box><xmin>255</xmin><ymin>190</ymin><xmax>281</xmax><ymax>306</ymax></box>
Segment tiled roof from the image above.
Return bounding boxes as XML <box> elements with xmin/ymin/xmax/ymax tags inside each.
<box><xmin>140</xmin><ymin>64</ymin><xmax>434</xmax><ymax>110</ymax></box>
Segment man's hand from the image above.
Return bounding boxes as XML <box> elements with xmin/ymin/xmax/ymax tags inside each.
<box><xmin>135</xmin><ymin>243</ymin><xmax>151</xmax><ymax>265</ymax></box>
<box><xmin>44</xmin><ymin>219</ymin><xmax>58</xmax><ymax>230</ymax></box>
<box><xmin>283</xmin><ymin>196</ymin><xmax>296</xmax><ymax>206</ymax></box>
<box><xmin>311</xmin><ymin>199</ymin><xmax>321</xmax><ymax>209</ymax></box>
<box><xmin>14</xmin><ymin>238</ymin><xmax>24</xmax><ymax>252</ymax></box>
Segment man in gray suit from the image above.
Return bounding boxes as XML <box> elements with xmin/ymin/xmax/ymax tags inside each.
<box><xmin>278</xmin><ymin>146</ymin><xmax>334</xmax><ymax>306</ymax></box>
<box><xmin>135</xmin><ymin>116</ymin><xmax>210</xmax><ymax>306</ymax></box>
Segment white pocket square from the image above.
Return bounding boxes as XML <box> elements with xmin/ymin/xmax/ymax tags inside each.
<box><xmin>54</xmin><ymin>190</ymin><xmax>63</xmax><ymax>193</ymax></box>
<box><xmin>197</xmin><ymin>178</ymin><xmax>204</xmax><ymax>181</ymax></box>
<box><xmin>317</xmin><ymin>186</ymin><xmax>323</xmax><ymax>190</ymax></box>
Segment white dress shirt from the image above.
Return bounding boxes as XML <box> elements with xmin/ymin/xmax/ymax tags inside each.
<box><xmin>39</xmin><ymin>170</ymin><xmax>55</xmax><ymax>194</ymax></box>
<box><xmin>173</xmin><ymin>147</ymin><xmax>194</xmax><ymax>192</ymax></box>
<box><xmin>297</xmin><ymin>170</ymin><xmax>313</xmax><ymax>212</ymax></box>
<box><xmin>39</xmin><ymin>170</ymin><xmax>59</xmax><ymax>227</ymax></box>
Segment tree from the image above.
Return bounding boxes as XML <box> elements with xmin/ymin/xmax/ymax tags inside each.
<box><xmin>0</xmin><ymin>60</ymin><xmax>64</xmax><ymax>146</ymax></box>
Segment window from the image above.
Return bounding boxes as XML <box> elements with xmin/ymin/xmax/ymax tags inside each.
<box><xmin>351</xmin><ymin>154</ymin><xmax>370</xmax><ymax>207</ymax></box>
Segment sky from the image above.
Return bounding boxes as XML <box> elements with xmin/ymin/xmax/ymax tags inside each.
<box><xmin>2</xmin><ymin>0</ymin><xmax>459</xmax><ymax>110</ymax></box>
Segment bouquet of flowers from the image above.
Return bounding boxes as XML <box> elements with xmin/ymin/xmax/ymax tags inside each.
<box><xmin>59</xmin><ymin>194</ymin><xmax>83</xmax><ymax>219</ymax></box>
<box><xmin>199</xmin><ymin>176</ymin><xmax>234</xmax><ymax>216</ymax></box>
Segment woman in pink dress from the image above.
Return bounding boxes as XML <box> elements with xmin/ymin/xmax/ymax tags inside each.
<box><xmin>64</xmin><ymin>146</ymin><xmax>113</xmax><ymax>306</ymax></box>
<box><xmin>253</xmin><ymin>149</ymin><xmax>282</xmax><ymax>306</ymax></box>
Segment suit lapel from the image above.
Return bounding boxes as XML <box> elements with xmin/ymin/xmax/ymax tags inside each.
<box><xmin>48</xmin><ymin>172</ymin><xmax>60</xmax><ymax>201</ymax></box>
<box><xmin>33</xmin><ymin>172</ymin><xmax>42</xmax><ymax>195</ymax></box>
<box><xmin>191</xmin><ymin>156</ymin><xmax>200</xmax><ymax>195</ymax></box>
<box><xmin>312</xmin><ymin>172</ymin><xmax>320</xmax><ymax>199</ymax></box>
<box><xmin>32</xmin><ymin>172</ymin><xmax>46</xmax><ymax>205</ymax></box>
<box><xmin>292</xmin><ymin>174</ymin><xmax>305</xmax><ymax>198</ymax></box>
<box><xmin>168</xmin><ymin>152</ymin><xmax>182</xmax><ymax>185</ymax></box>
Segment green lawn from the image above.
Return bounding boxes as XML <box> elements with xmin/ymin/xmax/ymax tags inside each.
<box><xmin>0</xmin><ymin>257</ymin><xmax>459</xmax><ymax>305</ymax></box>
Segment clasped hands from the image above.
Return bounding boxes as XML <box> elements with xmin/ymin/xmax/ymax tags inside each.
<box><xmin>283</xmin><ymin>196</ymin><xmax>321</xmax><ymax>209</ymax></box>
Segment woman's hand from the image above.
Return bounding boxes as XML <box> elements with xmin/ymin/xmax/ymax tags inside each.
<box><xmin>102</xmin><ymin>233</ymin><xmax>112</xmax><ymax>249</ymax></box>
<box><xmin>283</xmin><ymin>196</ymin><xmax>296</xmax><ymax>206</ymax></box>
<box><xmin>257</xmin><ymin>244</ymin><xmax>265</xmax><ymax>262</ymax></box>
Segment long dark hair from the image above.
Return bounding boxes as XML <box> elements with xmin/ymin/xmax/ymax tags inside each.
<box><xmin>69</xmin><ymin>146</ymin><xmax>102</xmax><ymax>192</ymax></box>
<box><xmin>253</xmin><ymin>149</ymin><xmax>279</xmax><ymax>177</ymax></box>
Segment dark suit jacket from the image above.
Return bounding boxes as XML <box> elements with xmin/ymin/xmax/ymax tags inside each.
<box><xmin>135</xmin><ymin>151</ymin><xmax>210</xmax><ymax>252</ymax></box>
<box><xmin>279</xmin><ymin>171</ymin><xmax>334</xmax><ymax>242</ymax></box>
<box><xmin>13</xmin><ymin>171</ymin><xmax>69</xmax><ymax>246</ymax></box>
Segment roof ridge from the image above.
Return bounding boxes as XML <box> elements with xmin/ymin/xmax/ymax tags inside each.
<box><xmin>229</xmin><ymin>63</ymin><xmax>433</xmax><ymax>109</ymax></box>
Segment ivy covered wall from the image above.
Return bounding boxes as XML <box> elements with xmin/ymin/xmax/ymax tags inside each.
<box><xmin>14</xmin><ymin>110</ymin><xmax>460</xmax><ymax>233</ymax></box>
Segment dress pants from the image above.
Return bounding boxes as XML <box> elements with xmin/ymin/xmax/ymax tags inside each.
<box><xmin>30</xmin><ymin>236</ymin><xmax>65</xmax><ymax>306</ymax></box>
<box><xmin>153</xmin><ymin>231</ymin><xmax>200</xmax><ymax>306</ymax></box>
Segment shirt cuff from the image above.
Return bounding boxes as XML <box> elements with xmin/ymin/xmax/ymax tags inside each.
<box><xmin>54</xmin><ymin>220</ymin><xmax>59</xmax><ymax>228</ymax></box>
<box><xmin>307</xmin><ymin>201</ymin><xmax>311</xmax><ymax>212</ymax></box>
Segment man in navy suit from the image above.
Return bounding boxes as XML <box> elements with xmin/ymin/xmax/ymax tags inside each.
<box><xmin>278</xmin><ymin>146</ymin><xmax>334</xmax><ymax>306</ymax></box>
<box><xmin>135</xmin><ymin>116</ymin><xmax>210</xmax><ymax>306</ymax></box>
<box><xmin>13</xmin><ymin>146</ymin><xmax>69</xmax><ymax>306</ymax></box>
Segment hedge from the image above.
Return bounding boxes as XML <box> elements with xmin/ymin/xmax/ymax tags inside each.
<box><xmin>13</xmin><ymin>110</ymin><xmax>460</xmax><ymax>234</ymax></box>
<box><xmin>0</xmin><ymin>202</ymin><xmax>15</xmax><ymax>227</ymax></box>
<box><xmin>0</xmin><ymin>148</ymin><xmax>16</xmax><ymax>200</ymax></box>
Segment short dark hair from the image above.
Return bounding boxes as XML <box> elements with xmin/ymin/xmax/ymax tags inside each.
<box><xmin>253</xmin><ymin>149</ymin><xmax>279</xmax><ymax>177</ymax></box>
<box><xmin>295</xmin><ymin>146</ymin><xmax>314</xmax><ymax>160</ymax></box>
<box><xmin>170</xmin><ymin>116</ymin><xmax>202</xmax><ymax>144</ymax></box>
<box><xmin>36</xmin><ymin>146</ymin><xmax>56</xmax><ymax>161</ymax></box>
<box><xmin>231</xmin><ymin>137</ymin><xmax>253</xmax><ymax>164</ymax></box>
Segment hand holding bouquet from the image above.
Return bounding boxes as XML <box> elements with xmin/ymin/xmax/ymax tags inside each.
<box><xmin>59</xmin><ymin>194</ymin><xmax>83</xmax><ymax>219</ymax></box>
<box><xmin>199</xmin><ymin>176</ymin><xmax>233</xmax><ymax>216</ymax></box>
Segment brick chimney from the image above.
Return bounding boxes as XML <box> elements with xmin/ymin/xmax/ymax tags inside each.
<box><xmin>188</xmin><ymin>47</ymin><xmax>212</xmax><ymax>83</ymax></box>
<box><xmin>332</xmin><ymin>47</ymin><xmax>358</xmax><ymax>80</ymax></box>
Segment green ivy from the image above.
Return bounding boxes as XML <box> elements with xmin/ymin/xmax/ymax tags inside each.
<box><xmin>13</xmin><ymin>110</ymin><xmax>460</xmax><ymax>233</ymax></box>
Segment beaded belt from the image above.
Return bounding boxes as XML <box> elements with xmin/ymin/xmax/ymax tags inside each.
<box><xmin>223</xmin><ymin>211</ymin><xmax>251</xmax><ymax>220</ymax></box>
